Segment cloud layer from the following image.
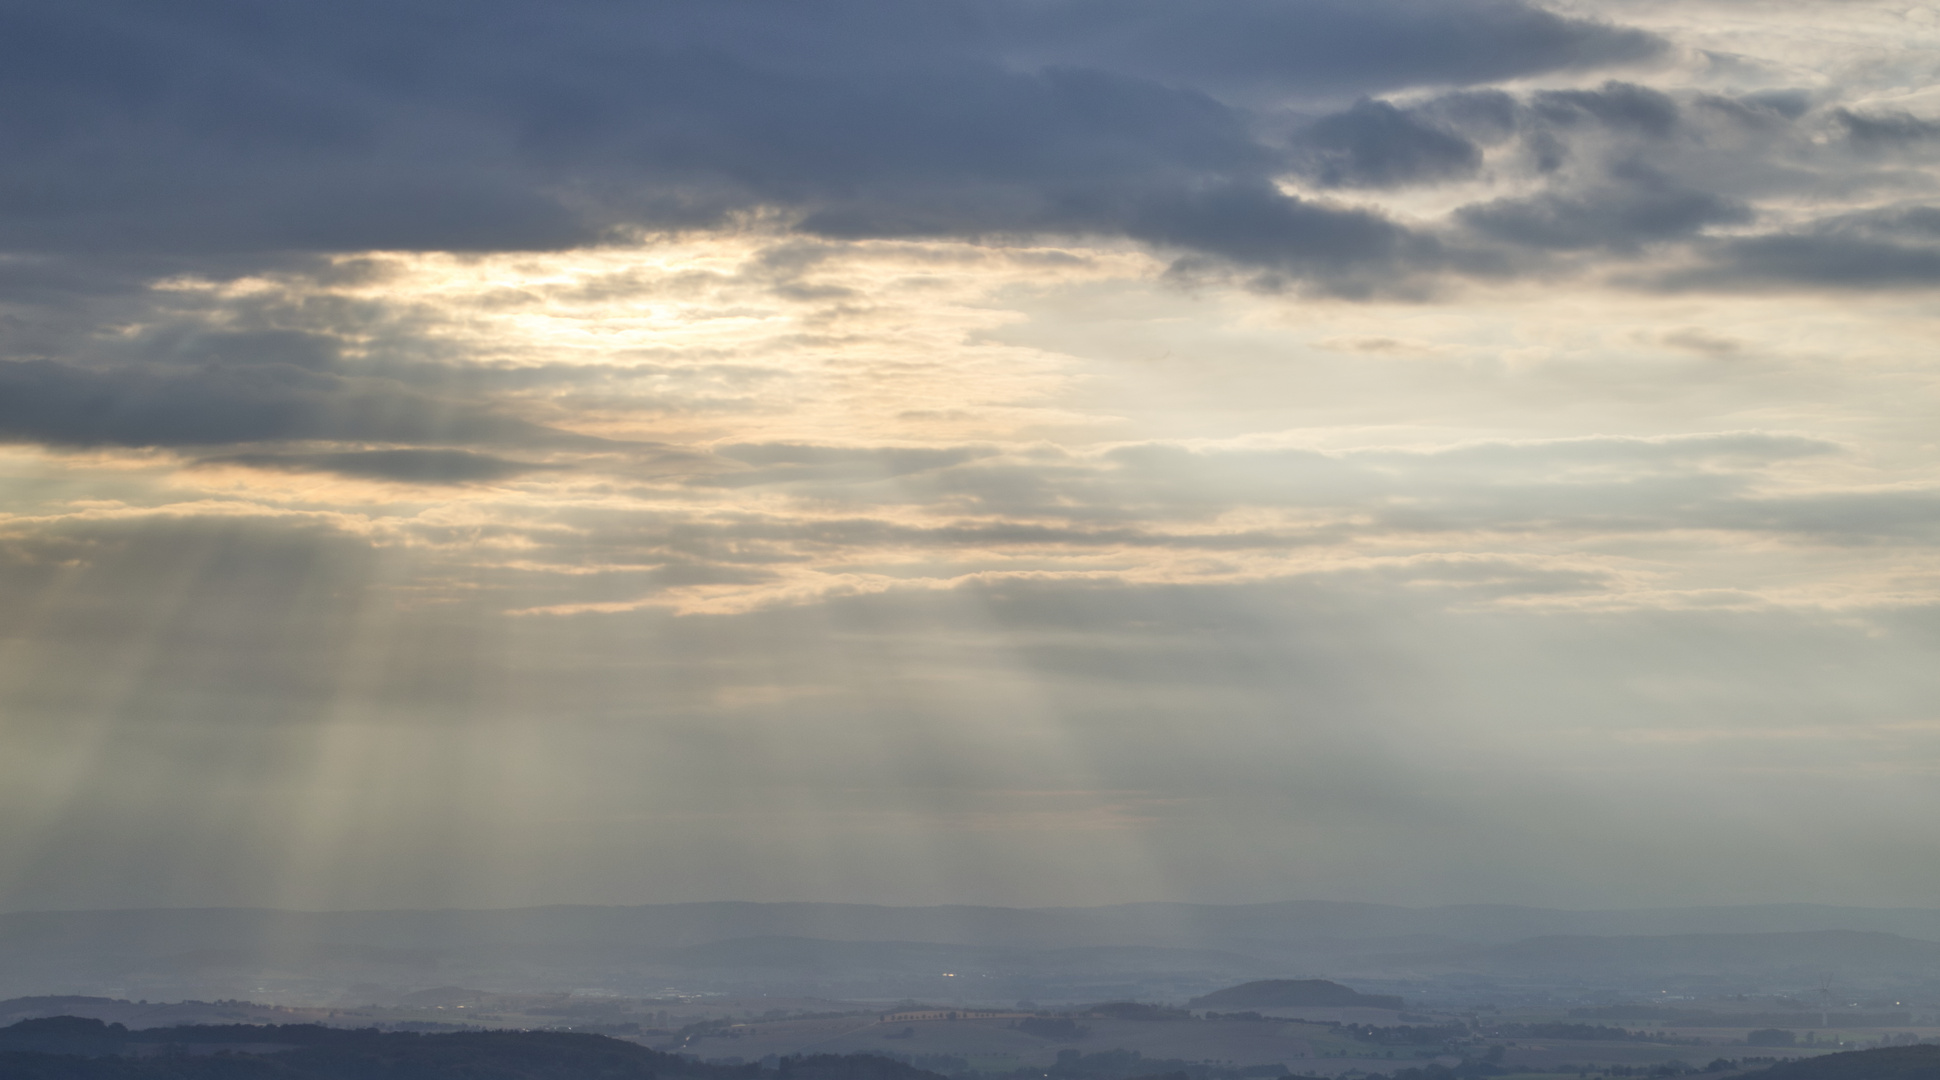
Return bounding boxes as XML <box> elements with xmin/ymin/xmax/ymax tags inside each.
<box><xmin>1</xmin><ymin>0</ymin><xmax>1939</xmax><ymax>912</ymax></box>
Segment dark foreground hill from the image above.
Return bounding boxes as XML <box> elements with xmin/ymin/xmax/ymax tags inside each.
<box><xmin>1189</xmin><ymin>980</ymin><xmax>1402</xmax><ymax>1011</ymax></box>
<box><xmin>1740</xmin><ymin>1044</ymin><xmax>1940</xmax><ymax>1080</ymax></box>
<box><xmin>0</xmin><ymin>1017</ymin><xmax>951</xmax><ymax>1080</ymax></box>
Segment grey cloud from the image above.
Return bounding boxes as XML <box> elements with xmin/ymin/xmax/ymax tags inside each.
<box><xmin>1682</xmin><ymin>234</ymin><xmax>1940</xmax><ymax>288</ymax></box>
<box><xmin>1688</xmin><ymin>90</ymin><xmax>1816</xmax><ymax>132</ymax></box>
<box><xmin>1862</xmin><ymin>205</ymin><xmax>1940</xmax><ymax>239</ymax></box>
<box><xmin>1459</xmin><ymin>164</ymin><xmax>1750</xmax><ymax>252</ymax></box>
<box><xmin>1739</xmin><ymin>89</ymin><xmax>1815</xmax><ymax>121</ymax></box>
<box><xmin>203</xmin><ymin>448</ymin><xmax>559</xmax><ymax>484</ymax></box>
<box><xmin>860</xmin><ymin>516</ymin><xmax>1332</xmax><ymax>554</ymax></box>
<box><xmin>0</xmin><ymin>358</ymin><xmax>594</xmax><ymax>448</ymax></box>
<box><xmin>0</xmin><ymin>256</ymin><xmax>673</xmax><ymax>460</ymax></box>
<box><xmin>535</xmin><ymin>514</ymin><xmax>1344</xmax><ymax>567</ymax></box>
<box><xmin>1126</xmin><ymin>182</ymin><xmax>1469</xmax><ymax>293</ymax></box>
<box><xmin>1662</xmin><ymin>205</ymin><xmax>1940</xmax><ymax>289</ymax></box>
<box><xmin>1411</xmin><ymin>89</ymin><xmax>1522</xmax><ymax>143</ymax></box>
<box><xmin>1715</xmin><ymin>489</ymin><xmax>1940</xmax><ymax>541</ymax></box>
<box><xmin>0</xmin><ymin>4</ymin><xmax>1914</xmax><ymax>302</ymax></box>
<box><xmin>145</xmin><ymin>329</ymin><xmax>344</xmax><ymax>371</ymax></box>
<box><xmin>806</xmin><ymin>432</ymin><xmax>1859</xmax><ymax>540</ymax></box>
<box><xmin>1529</xmin><ymin>82</ymin><xmax>1680</xmax><ymax>138</ymax></box>
<box><xmin>1288</xmin><ymin>82</ymin><xmax>1686</xmax><ymax>189</ymax></box>
<box><xmin>0</xmin><ymin>0</ymin><xmax>1657</xmax><ymax>281</ymax></box>
<box><xmin>1835</xmin><ymin>107</ymin><xmax>1940</xmax><ymax>147</ymax></box>
<box><xmin>705</xmin><ymin>444</ymin><xmax>1001</xmax><ymax>488</ymax></box>
<box><xmin>1293</xmin><ymin>99</ymin><xmax>1483</xmax><ymax>189</ymax></box>
<box><xmin>1657</xmin><ymin>327</ymin><xmax>1743</xmax><ymax>356</ymax></box>
<box><xmin>224</xmin><ymin>431</ymin><xmax>1883</xmax><ymax>582</ymax></box>
<box><xmin>1268</xmin><ymin>80</ymin><xmax>1844</xmax><ymax>278</ymax></box>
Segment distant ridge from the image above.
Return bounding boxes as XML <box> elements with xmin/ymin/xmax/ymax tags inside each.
<box><xmin>7</xmin><ymin>902</ymin><xmax>1940</xmax><ymax>1002</ymax></box>
<box><xmin>1189</xmin><ymin>979</ymin><xmax>1402</xmax><ymax>1011</ymax></box>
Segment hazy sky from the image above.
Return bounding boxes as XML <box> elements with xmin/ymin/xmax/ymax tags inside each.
<box><xmin>3</xmin><ymin>0</ymin><xmax>1939</xmax><ymax>913</ymax></box>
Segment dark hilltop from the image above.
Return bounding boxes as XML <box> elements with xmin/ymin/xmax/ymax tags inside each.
<box><xmin>1189</xmin><ymin>981</ymin><xmax>1403</xmax><ymax>1012</ymax></box>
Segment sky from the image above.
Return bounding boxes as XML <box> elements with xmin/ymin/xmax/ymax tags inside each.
<box><xmin>2</xmin><ymin>0</ymin><xmax>1940</xmax><ymax>914</ymax></box>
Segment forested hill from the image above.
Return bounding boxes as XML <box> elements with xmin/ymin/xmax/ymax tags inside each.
<box><xmin>0</xmin><ymin>1017</ymin><xmax>952</xmax><ymax>1080</ymax></box>
<box><xmin>1739</xmin><ymin>1044</ymin><xmax>1940</xmax><ymax>1080</ymax></box>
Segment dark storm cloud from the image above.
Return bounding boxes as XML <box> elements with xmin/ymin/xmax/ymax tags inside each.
<box><xmin>0</xmin><ymin>358</ymin><xmax>595</xmax><ymax>448</ymax></box>
<box><xmin>0</xmin><ymin>0</ymin><xmax>1658</xmax><ymax>275</ymax></box>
